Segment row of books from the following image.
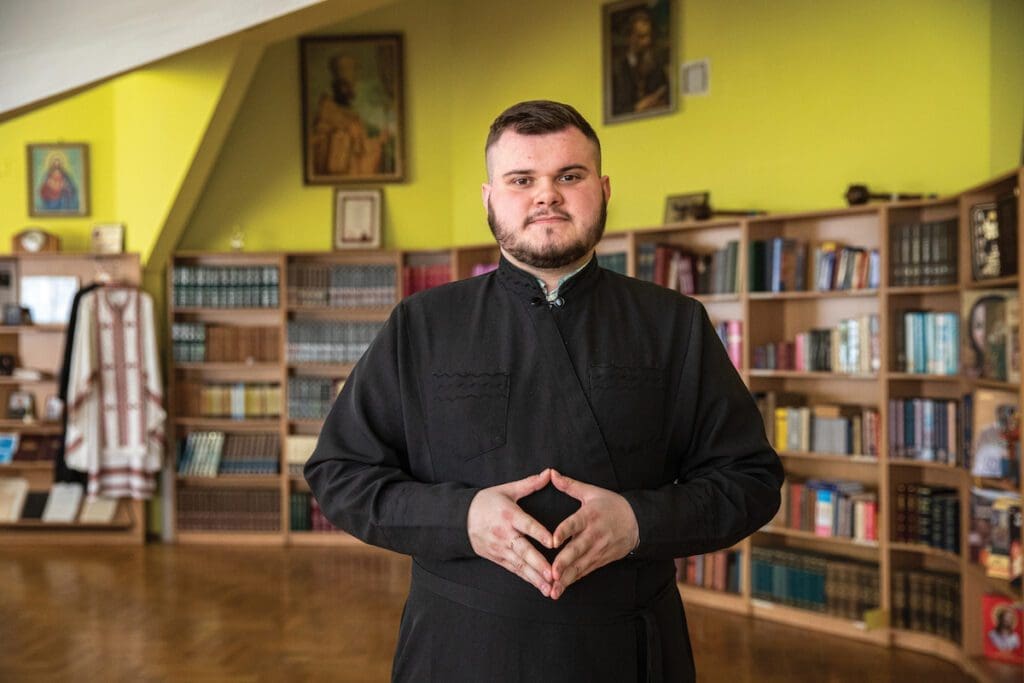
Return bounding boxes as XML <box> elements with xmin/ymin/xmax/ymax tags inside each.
<box><xmin>749</xmin><ymin>239</ymin><xmax>880</xmax><ymax>293</ymax></box>
<box><xmin>176</xmin><ymin>488</ymin><xmax>280</xmax><ymax>531</ymax></box>
<box><xmin>176</xmin><ymin>381</ymin><xmax>282</xmax><ymax>419</ymax></box>
<box><xmin>891</xmin><ymin>570</ymin><xmax>961</xmax><ymax>643</ymax></box>
<box><xmin>287</xmin><ymin>263</ymin><xmax>397</xmax><ymax>308</ymax></box>
<box><xmin>596</xmin><ymin>251</ymin><xmax>628</xmax><ymax>275</ymax></box>
<box><xmin>713</xmin><ymin>319</ymin><xmax>742</xmax><ymax>371</ymax></box>
<box><xmin>636</xmin><ymin>242</ymin><xmax>739</xmax><ymax>295</ymax></box>
<box><xmin>674</xmin><ymin>550</ymin><xmax>741</xmax><ymax>594</ymax></box>
<box><xmin>750</xmin><ymin>547</ymin><xmax>879</xmax><ymax>621</ymax></box>
<box><xmin>893</xmin><ymin>485</ymin><xmax>959</xmax><ymax>553</ymax></box>
<box><xmin>288</xmin><ymin>377</ymin><xmax>342</xmax><ymax>421</ymax></box>
<box><xmin>970</xmin><ymin>488</ymin><xmax>1022</xmax><ymax>582</ymax></box>
<box><xmin>0</xmin><ymin>434</ymin><xmax>61</xmax><ymax>464</ymax></box>
<box><xmin>176</xmin><ymin>432</ymin><xmax>281</xmax><ymax>477</ymax></box>
<box><xmin>753</xmin><ymin>315</ymin><xmax>881</xmax><ymax>375</ymax></box>
<box><xmin>172</xmin><ymin>265</ymin><xmax>280</xmax><ymax>308</ymax></box>
<box><xmin>773</xmin><ymin>479</ymin><xmax>879</xmax><ymax>542</ymax></box>
<box><xmin>171</xmin><ymin>323</ymin><xmax>280</xmax><ymax>364</ymax></box>
<box><xmin>889</xmin><ymin>219</ymin><xmax>958</xmax><ymax>287</ymax></box>
<box><xmin>286</xmin><ymin>320</ymin><xmax>383</xmax><ymax>364</ymax></box>
<box><xmin>402</xmin><ymin>263</ymin><xmax>451</xmax><ymax>297</ymax></box>
<box><xmin>289</xmin><ymin>492</ymin><xmax>342</xmax><ymax>532</ymax></box>
<box><xmin>0</xmin><ymin>479</ymin><xmax>118</xmax><ymax>523</ymax></box>
<box><xmin>769</xmin><ymin>404</ymin><xmax>880</xmax><ymax>456</ymax></box>
<box><xmin>889</xmin><ymin>398</ymin><xmax>961</xmax><ymax>465</ymax></box>
<box><xmin>894</xmin><ymin>310</ymin><xmax>959</xmax><ymax>375</ymax></box>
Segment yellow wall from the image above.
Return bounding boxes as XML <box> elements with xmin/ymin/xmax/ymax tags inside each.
<box><xmin>0</xmin><ymin>84</ymin><xmax>116</xmax><ymax>252</ymax></box>
<box><xmin>991</xmin><ymin>0</ymin><xmax>1024</xmax><ymax>175</ymax></box>
<box><xmin>183</xmin><ymin>0</ymin><xmax>1009</xmax><ymax>253</ymax></box>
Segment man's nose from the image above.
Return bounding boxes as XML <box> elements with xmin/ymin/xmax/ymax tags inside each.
<box><xmin>534</xmin><ymin>180</ymin><xmax>563</xmax><ymax>206</ymax></box>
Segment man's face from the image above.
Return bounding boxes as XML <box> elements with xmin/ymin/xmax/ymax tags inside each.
<box><xmin>482</xmin><ymin>128</ymin><xmax>610</xmax><ymax>270</ymax></box>
<box><xmin>629</xmin><ymin>18</ymin><xmax>653</xmax><ymax>54</ymax></box>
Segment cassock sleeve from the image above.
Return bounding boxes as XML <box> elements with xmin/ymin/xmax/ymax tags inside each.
<box><xmin>621</xmin><ymin>304</ymin><xmax>784</xmax><ymax>559</ymax></box>
<box><xmin>304</xmin><ymin>305</ymin><xmax>480</xmax><ymax>560</ymax></box>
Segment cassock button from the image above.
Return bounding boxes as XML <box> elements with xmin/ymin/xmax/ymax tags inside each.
<box><xmin>553</xmin><ymin>297</ymin><xmax>564</xmax><ymax>307</ymax></box>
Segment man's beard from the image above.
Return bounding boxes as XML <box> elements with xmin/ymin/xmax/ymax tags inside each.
<box><xmin>487</xmin><ymin>199</ymin><xmax>607</xmax><ymax>269</ymax></box>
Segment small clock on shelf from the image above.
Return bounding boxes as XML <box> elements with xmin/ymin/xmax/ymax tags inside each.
<box><xmin>13</xmin><ymin>228</ymin><xmax>60</xmax><ymax>254</ymax></box>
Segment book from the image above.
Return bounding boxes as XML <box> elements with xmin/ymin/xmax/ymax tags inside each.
<box><xmin>0</xmin><ymin>477</ymin><xmax>29</xmax><ymax>521</ymax></box>
<box><xmin>982</xmin><ymin>593</ymin><xmax>1023</xmax><ymax>663</ymax></box>
<box><xmin>41</xmin><ymin>482</ymin><xmax>84</xmax><ymax>522</ymax></box>
<box><xmin>78</xmin><ymin>496</ymin><xmax>119</xmax><ymax>523</ymax></box>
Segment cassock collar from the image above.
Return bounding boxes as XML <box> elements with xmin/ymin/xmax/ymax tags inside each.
<box><xmin>496</xmin><ymin>252</ymin><xmax>601</xmax><ymax>305</ymax></box>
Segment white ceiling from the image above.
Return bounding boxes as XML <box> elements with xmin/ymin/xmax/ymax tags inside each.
<box><xmin>0</xmin><ymin>0</ymin><xmax>325</xmax><ymax>116</ymax></box>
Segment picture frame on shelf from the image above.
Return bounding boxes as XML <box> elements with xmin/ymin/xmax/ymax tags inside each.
<box><xmin>27</xmin><ymin>143</ymin><xmax>90</xmax><ymax>217</ymax></box>
<box><xmin>42</xmin><ymin>395</ymin><xmax>64</xmax><ymax>423</ymax></box>
<box><xmin>333</xmin><ymin>189</ymin><xmax>382</xmax><ymax>249</ymax></box>
<box><xmin>91</xmin><ymin>223</ymin><xmax>125</xmax><ymax>254</ymax></box>
<box><xmin>663</xmin><ymin>191</ymin><xmax>710</xmax><ymax>223</ymax></box>
<box><xmin>7</xmin><ymin>390</ymin><xmax>35</xmax><ymax>421</ymax></box>
<box><xmin>602</xmin><ymin>0</ymin><xmax>676</xmax><ymax>124</ymax></box>
<box><xmin>299</xmin><ymin>34</ymin><xmax>405</xmax><ymax>185</ymax></box>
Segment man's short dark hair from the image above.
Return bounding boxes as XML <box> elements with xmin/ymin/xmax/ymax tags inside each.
<box><xmin>485</xmin><ymin>100</ymin><xmax>601</xmax><ymax>170</ymax></box>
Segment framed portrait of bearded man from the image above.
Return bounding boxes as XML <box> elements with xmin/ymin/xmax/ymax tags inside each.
<box><xmin>602</xmin><ymin>0</ymin><xmax>677</xmax><ymax>124</ymax></box>
<box><xmin>300</xmin><ymin>34</ymin><xmax>405</xmax><ymax>184</ymax></box>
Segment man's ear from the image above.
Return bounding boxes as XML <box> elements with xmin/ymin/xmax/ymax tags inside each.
<box><xmin>601</xmin><ymin>175</ymin><xmax>611</xmax><ymax>202</ymax></box>
<box><xmin>481</xmin><ymin>183</ymin><xmax>491</xmax><ymax>210</ymax></box>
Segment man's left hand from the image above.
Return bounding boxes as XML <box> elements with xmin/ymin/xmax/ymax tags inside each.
<box><xmin>548</xmin><ymin>470</ymin><xmax>639</xmax><ymax>600</ymax></box>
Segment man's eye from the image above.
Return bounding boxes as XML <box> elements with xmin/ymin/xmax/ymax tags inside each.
<box><xmin>559</xmin><ymin>174</ymin><xmax>580</xmax><ymax>182</ymax></box>
<box><xmin>511</xmin><ymin>177</ymin><xmax>531</xmax><ymax>186</ymax></box>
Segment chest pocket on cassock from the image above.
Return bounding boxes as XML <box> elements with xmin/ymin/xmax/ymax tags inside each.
<box><xmin>428</xmin><ymin>371</ymin><xmax>509</xmax><ymax>461</ymax></box>
<box><xmin>589</xmin><ymin>365</ymin><xmax>666</xmax><ymax>454</ymax></box>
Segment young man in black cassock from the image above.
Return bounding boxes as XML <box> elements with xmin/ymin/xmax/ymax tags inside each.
<box><xmin>305</xmin><ymin>100</ymin><xmax>784</xmax><ymax>682</ymax></box>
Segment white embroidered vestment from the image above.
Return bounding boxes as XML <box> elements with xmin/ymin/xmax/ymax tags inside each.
<box><xmin>65</xmin><ymin>287</ymin><xmax>165</xmax><ymax>499</ymax></box>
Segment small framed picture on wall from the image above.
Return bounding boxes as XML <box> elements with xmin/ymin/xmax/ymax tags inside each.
<box><xmin>334</xmin><ymin>189</ymin><xmax>382</xmax><ymax>249</ymax></box>
<box><xmin>300</xmin><ymin>34</ymin><xmax>405</xmax><ymax>184</ymax></box>
<box><xmin>602</xmin><ymin>0</ymin><xmax>676</xmax><ymax>124</ymax></box>
<box><xmin>27</xmin><ymin>143</ymin><xmax>90</xmax><ymax>217</ymax></box>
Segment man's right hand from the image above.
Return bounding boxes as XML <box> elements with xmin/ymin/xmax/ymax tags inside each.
<box><xmin>467</xmin><ymin>469</ymin><xmax>555</xmax><ymax>597</ymax></box>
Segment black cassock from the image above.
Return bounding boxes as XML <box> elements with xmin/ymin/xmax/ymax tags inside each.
<box><xmin>306</xmin><ymin>255</ymin><xmax>784</xmax><ymax>682</ymax></box>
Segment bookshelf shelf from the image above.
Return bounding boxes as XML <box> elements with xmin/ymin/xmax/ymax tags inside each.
<box><xmin>287</xmin><ymin>362</ymin><xmax>357</xmax><ymax>376</ymax></box>
<box><xmin>692</xmin><ymin>293</ymin><xmax>741</xmax><ymax>304</ymax></box>
<box><xmin>0</xmin><ymin>376</ymin><xmax>57</xmax><ymax>386</ymax></box>
<box><xmin>777</xmin><ymin>450</ymin><xmax>879</xmax><ymax>465</ymax></box>
<box><xmin>885</xmin><ymin>372</ymin><xmax>960</xmax><ymax>383</ymax></box>
<box><xmin>174</xmin><ymin>531</ymin><xmax>285</xmax><ymax>545</ymax></box>
<box><xmin>888</xmin><ymin>542</ymin><xmax>960</xmax><ymax>565</ymax></box>
<box><xmin>0</xmin><ymin>324</ymin><xmax>66</xmax><ymax>334</ymax></box>
<box><xmin>970</xmin><ymin>378</ymin><xmax>1021</xmax><ymax>392</ymax></box>
<box><xmin>888</xmin><ymin>460</ymin><xmax>963</xmax><ymax>472</ymax></box>
<box><xmin>966</xmin><ymin>275</ymin><xmax>1018</xmax><ymax>289</ymax></box>
<box><xmin>0</xmin><ymin>519</ymin><xmax>133</xmax><ymax>530</ymax></box>
<box><xmin>972</xmin><ymin>477</ymin><xmax>1021</xmax><ymax>493</ymax></box>
<box><xmin>0</xmin><ymin>420</ymin><xmax>62</xmax><ymax>434</ymax></box>
<box><xmin>174</xmin><ymin>362</ymin><xmax>281</xmax><ymax>373</ymax></box>
<box><xmin>886</xmin><ymin>285</ymin><xmax>961</xmax><ymax>296</ymax></box>
<box><xmin>749</xmin><ymin>289</ymin><xmax>879</xmax><ymax>301</ymax></box>
<box><xmin>748</xmin><ymin>370</ymin><xmax>879</xmax><ymax>381</ymax></box>
<box><xmin>286</xmin><ymin>306</ymin><xmax>392</xmax><ymax>321</ymax></box>
<box><xmin>176</xmin><ymin>475</ymin><xmax>280</xmax><ymax>489</ymax></box>
<box><xmin>174</xmin><ymin>306</ymin><xmax>282</xmax><ymax>314</ymax></box>
<box><xmin>0</xmin><ymin>462</ymin><xmax>54</xmax><ymax>471</ymax></box>
<box><xmin>174</xmin><ymin>418</ymin><xmax>282</xmax><ymax>431</ymax></box>
<box><xmin>757</xmin><ymin>526</ymin><xmax>880</xmax><ymax>551</ymax></box>
<box><xmin>890</xmin><ymin>630</ymin><xmax>965</xmax><ymax>667</ymax></box>
<box><xmin>676</xmin><ymin>583</ymin><xmax>748</xmax><ymax>615</ymax></box>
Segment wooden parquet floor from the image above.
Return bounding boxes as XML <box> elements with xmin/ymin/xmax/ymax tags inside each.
<box><xmin>0</xmin><ymin>544</ymin><xmax>985</xmax><ymax>681</ymax></box>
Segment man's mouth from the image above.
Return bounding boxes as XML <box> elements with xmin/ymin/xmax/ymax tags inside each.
<box><xmin>528</xmin><ymin>213</ymin><xmax>570</xmax><ymax>225</ymax></box>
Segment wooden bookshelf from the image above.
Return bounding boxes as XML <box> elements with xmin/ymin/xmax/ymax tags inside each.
<box><xmin>0</xmin><ymin>252</ymin><xmax>146</xmax><ymax>545</ymax></box>
<box><xmin>165</xmin><ymin>169</ymin><xmax>1024</xmax><ymax>680</ymax></box>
